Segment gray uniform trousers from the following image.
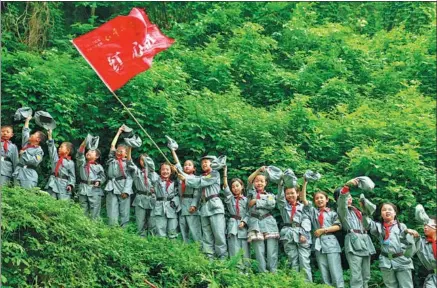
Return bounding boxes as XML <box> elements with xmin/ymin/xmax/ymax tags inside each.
<box><xmin>424</xmin><ymin>274</ymin><xmax>436</xmax><ymax>288</ymax></box>
<box><xmin>252</xmin><ymin>238</ymin><xmax>278</xmax><ymax>273</ymax></box>
<box><xmin>180</xmin><ymin>214</ymin><xmax>202</xmax><ymax>242</ymax></box>
<box><xmin>228</xmin><ymin>235</ymin><xmax>250</xmax><ymax>258</ymax></box>
<box><xmin>106</xmin><ymin>192</ymin><xmax>131</xmax><ymax>227</ymax></box>
<box><xmin>315</xmin><ymin>251</ymin><xmax>344</xmax><ymax>287</ymax></box>
<box><xmin>154</xmin><ymin>214</ymin><xmax>178</xmax><ymax>239</ymax></box>
<box><xmin>135</xmin><ymin>206</ymin><xmax>153</xmax><ymax>236</ymax></box>
<box><xmin>201</xmin><ymin>213</ymin><xmax>227</xmax><ymax>259</ymax></box>
<box><xmin>79</xmin><ymin>194</ymin><xmax>102</xmax><ymax>220</ymax></box>
<box><xmin>0</xmin><ymin>175</ymin><xmax>12</xmax><ymax>185</ymax></box>
<box><xmin>380</xmin><ymin>268</ymin><xmax>413</xmax><ymax>288</ymax></box>
<box><xmin>346</xmin><ymin>252</ymin><xmax>371</xmax><ymax>288</ymax></box>
<box><xmin>284</xmin><ymin>241</ymin><xmax>312</xmax><ymax>281</ymax></box>
<box><xmin>50</xmin><ymin>191</ymin><xmax>72</xmax><ymax>200</ymax></box>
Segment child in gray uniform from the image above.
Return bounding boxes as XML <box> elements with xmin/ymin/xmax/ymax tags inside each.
<box><xmin>176</xmin><ymin>155</ymin><xmax>227</xmax><ymax>259</ymax></box>
<box><xmin>301</xmin><ymin>178</ymin><xmax>344</xmax><ymax>287</ymax></box>
<box><xmin>247</xmin><ymin>166</ymin><xmax>279</xmax><ymax>273</ymax></box>
<box><xmin>150</xmin><ymin>162</ymin><xmax>180</xmax><ymax>239</ymax></box>
<box><xmin>127</xmin><ymin>151</ymin><xmax>156</xmax><ymax>236</ymax></box>
<box><xmin>362</xmin><ymin>197</ymin><xmax>417</xmax><ymax>288</ymax></box>
<box><xmin>408</xmin><ymin>205</ymin><xmax>436</xmax><ymax>288</ymax></box>
<box><xmin>169</xmin><ymin>149</ymin><xmax>201</xmax><ymax>243</ymax></box>
<box><xmin>1</xmin><ymin>125</ymin><xmax>19</xmax><ymax>185</ymax></box>
<box><xmin>335</xmin><ymin>178</ymin><xmax>376</xmax><ymax>288</ymax></box>
<box><xmin>76</xmin><ymin>137</ymin><xmax>106</xmax><ymax>219</ymax></box>
<box><xmin>13</xmin><ymin>116</ymin><xmax>45</xmax><ymax>188</ymax></box>
<box><xmin>222</xmin><ymin>165</ymin><xmax>249</xmax><ymax>260</ymax></box>
<box><xmin>104</xmin><ymin>126</ymin><xmax>133</xmax><ymax>227</ymax></box>
<box><xmin>277</xmin><ymin>178</ymin><xmax>312</xmax><ymax>281</ymax></box>
<box><xmin>45</xmin><ymin>129</ymin><xmax>76</xmax><ymax>200</ymax></box>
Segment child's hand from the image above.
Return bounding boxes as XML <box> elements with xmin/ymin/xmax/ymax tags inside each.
<box><xmin>178</xmin><ymin>173</ymin><xmax>185</xmax><ymax>181</ymax></box>
<box><xmin>238</xmin><ymin>222</ymin><xmax>245</xmax><ymax>229</ymax></box>
<box><xmin>259</xmin><ymin>166</ymin><xmax>266</xmax><ymax>172</ymax></box>
<box><xmin>314</xmin><ymin>228</ymin><xmax>325</xmax><ymax>237</ymax></box>
<box><xmin>94</xmin><ymin>181</ymin><xmax>100</xmax><ymax>187</ymax></box>
<box><xmin>170</xmin><ymin>164</ymin><xmax>177</xmax><ymax>173</ymax></box>
<box><xmin>346</xmin><ymin>178</ymin><xmax>359</xmax><ymax>187</ymax></box>
<box><xmin>47</xmin><ymin>129</ymin><xmax>53</xmax><ymax>138</ymax></box>
<box><xmin>66</xmin><ymin>185</ymin><xmax>72</xmax><ymax>192</ymax></box>
<box><xmin>188</xmin><ymin>206</ymin><xmax>197</xmax><ymax>213</ymax></box>
<box><xmin>118</xmin><ymin>126</ymin><xmax>125</xmax><ymax>134</ymax></box>
<box><xmin>406</xmin><ymin>229</ymin><xmax>420</xmax><ymax>238</ymax></box>
<box><xmin>249</xmin><ymin>199</ymin><xmax>257</xmax><ymax>207</ymax></box>
<box><xmin>26</xmin><ymin>115</ymin><xmax>32</xmax><ymax>121</ymax></box>
<box><xmin>299</xmin><ymin>235</ymin><xmax>307</xmax><ymax>243</ymax></box>
<box><xmin>121</xmin><ymin>193</ymin><xmax>128</xmax><ymax>199</ymax></box>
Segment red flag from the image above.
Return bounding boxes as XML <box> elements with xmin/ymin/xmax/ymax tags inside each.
<box><xmin>72</xmin><ymin>8</ymin><xmax>175</xmax><ymax>92</ymax></box>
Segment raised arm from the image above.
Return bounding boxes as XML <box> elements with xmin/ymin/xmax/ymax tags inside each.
<box><xmin>301</xmin><ymin>178</ymin><xmax>309</xmax><ymax>205</ymax></box>
<box><xmin>76</xmin><ymin>138</ymin><xmax>86</xmax><ymax>167</ymax></box>
<box><xmin>22</xmin><ymin>116</ymin><xmax>32</xmax><ymax>147</ymax></box>
<box><xmin>223</xmin><ymin>165</ymin><xmax>228</xmax><ymax>189</ymax></box>
<box><xmin>248</xmin><ymin>166</ymin><xmax>265</xmax><ymax>184</ymax></box>
<box><xmin>277</xmin><ymin>180</ymin><xmax>286</xmax><ymax>209</ymax></box>
<box><xmin>110</xmin><ymin>126</ymin><xmax>124</xmax><ymax>151</ymax></box>
<box><xmin>170</xmin><ymin>149</ymin><xmax>180</xmax><ymax>165</ymax></box>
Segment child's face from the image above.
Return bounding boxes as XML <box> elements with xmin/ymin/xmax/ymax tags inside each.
<box><xmin>183</xmin><ymin>160</ymin><xmax>195</xmax><ymax>174</ymax></box>
<box><xmin>58</xmin><ymin>143</ymin><xmax>71</xmax><ymax>156</ymax></box>
<box><xmin>160</xmin><ymin>164</ymin><xmax>171</xmax><ymax>179</ymax></box>
<box><xmin>1</xmin><ymin>127</ymin><xmax>13</xmax><ymax>140</ymax></box>
<box><xmin>285</xmin><ymin>188</ymin><xmax>298</xmax><ymax>204</ymax></box>
<box><xmin>231</xmin><ymin>181</ymin><xmax>243</xmax><ymax>196</ymax></box>
<box><xmin>381</xmin><ymin>204</ymin><xmax>396</xmax><ymax>222</ymax></box>
<box><xmin>29</xmin><ymin>133</ymin><xmax>40</xmax><ymax>145</ymax></box>
<box><xmin>424</xmin><ymin>221</ymin><xmax>436</xmax><ymax>238</ymax></box>
<box><xmin>201</xmin><ymin>159</ymin><xmax>212</xmax><ymax>172</ymax></box>
<box><xmin>314</xmin><ymin>192</ymin><xmax>328</xmax><ymax>208</ymax></box>
<box><xmin>86</xmin><ymin>150</ymin><xmax>99</xmax><ymax>162</ymax></box>
<box><xmin>254</xmin><ymin>175</ymin><xmax>266</xmax><ymax>191</ymax></box>
<box><xmin>116</xmin><ymin>147</ymin><xmax>127</xmax><ymax>158</ymax></box>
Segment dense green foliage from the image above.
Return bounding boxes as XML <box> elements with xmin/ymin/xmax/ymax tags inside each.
<box><xmin>1</xmin><ymin>186</ymin><xmax>320</xmax><ymax>287</ymax></box>
<box><xmin>1</xmin><ymin>2</ymin><xmax>436</xmax><ymax>287</ymax></box>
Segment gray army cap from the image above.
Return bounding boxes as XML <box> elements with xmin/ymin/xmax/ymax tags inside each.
<box><xmin>283</xmin><ymin>168</ymin><xmax>298</xmax><ymax>188</ymax></box>
<box><xmin>211</xmin><ymin>155</ymin><xmax>226</xmax><ymax>170</ymax></box>
<box><xmin>120</xmin><ymin>124</ymin><xmax>133</xmax><ymax>138</ymax></box>
<box><xmin>124</xmin><ymin>134</ymin><xmax>142</xmax><ymax>148</ymax></box>
<box><xmin>14</xmin><ymin>107</ymin><xmax>33</xmax><ymax>121</ymax></box>
<box><xmin>304</xmin><ymin>170</ymin><xmax>321</xmax><ymax>182</ymax></box>
<box><xmin>86</xmin><ymin>134</ymin><xmax>100</xmax><ymax>150</ymax></box>
<box><xmin>34</xmin><ymin>111</ymin><xmax>56</xmax><ymax>130</ymax></box>
<box><xmin>165</xmin><ymin>135</ymin><xmax>179</xmax><ymax>150</ymax></box>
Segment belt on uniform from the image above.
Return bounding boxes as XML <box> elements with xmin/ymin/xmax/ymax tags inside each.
<box><xmin>381</xmin><ymin>252</ymin><xmax>403</xmax><ymax>259</ymax></box>
<box><xmin>136</xmin><ymin>191</ymin><xmax>152</xmax><ymax>196</ymax></box>
<box><xmin>182</xmin><ymin>194</ymin><xmax>194</xmax><ymax>198</ymax></box>
<box><xmin>17</xmin><ymin>163</ymin><xmax>37</xmax><ymax>169</ymax></box>
<box><xmin>283</xmin><ymin>223</ymin><xmax>301</xmax><ymax>228</ymax></box>
<box><xmin>250</xmin><ymin>213</ymin><xmax>272</xmax><ymax>220</ymax></box>
<box><xmin>156</xmin><ymin>196</ymin><xmax>174</xmax><ymax>201</ymax></box>
<box><xmin>348</xmin><ymin>229</ymin><xmax>367</xmax><ymax>234</ymax></box>
<box><xmin>111</xmin><ymin>176</ymin><xmax>126</xmax><ymax>181</ymax></box>
<box><xmin>203</xmin><ymin>194</ymin><xmax>219</xmax><ymax>202</ymax></box>
<box><xmin>231</xmin><ymin>215</ymin><xmax>242</xmax><ymax>220</ymax></box>
<box><xmin>80</xmin><ymin>180</ymin><xmax>99</xmax><ymax>185</ymax></box>
<box><xmin>54</xmin><ymin>174</ymin><xmax>69</xmax><ymax>180</ymax></box>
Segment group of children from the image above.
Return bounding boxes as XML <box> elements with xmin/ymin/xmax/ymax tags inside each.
<box><xmin>1</xmin><ymin>117</ymin><xmax>435</xmax><ymax>288</ymax></box>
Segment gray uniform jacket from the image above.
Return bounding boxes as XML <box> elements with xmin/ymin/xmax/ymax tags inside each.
<box><xmin>128</xmin><ymin>160</ymin><xmax>156</xmax><ymax>210</ymax></box>
<box><xmin>406</xmin><ymin>236</ymin><xmax>436</xmax><ymax>272</ymax></box>
<box><xmin>104</xmin><ymin>150</ymin><xmax>133</xmax><ymax>194</ymax></box>
<box><xmin>304</xmin><ymin>203</ymin><xmax>342</xmax><ymax>253</ymax></box>
<box><xmin>13</xmin><ymin>127</ymin><xmax>44</xmax><ymax>182</ymax></box>
<box><xmin>337</xmin><ymin>188</ymin><xmax>375</xmax><ymax>256</ymax></box>
<box><xmin>150</xmin><ymin>173</ymin><xmax>180</xmax><ymax>219</ymax></box>
<box><xmin>247</xmin><ymin>184</ymin><xmax>279</xmax><ymax>234</ymax></box>
<box><xmin>277</xmin><ymin>184</ymin><xmax>312</xmax><ymax>245</ymax></box>
<box><xmin>363</xmin><ymin>213</ymin><xmax>413</xmax><ymax>270</ymax></box>
<box><xmin>223</xmin><ymin>186</ymin><xmax>248</xmax><ymax>238</ymax></box>
<box><xmin>1</xmin><ymin>140</ymin><xmax>19</xmax><ymax>177</ymax></box>
<box><xmin>178</xmin><ymin>179</ymin><xmax>200</xmax><ymax>216</ymax></box>
<box><xmin>76</xmin><ymin>147</ymin><xmax>105</xmax><ymax>196</ymax></box>
<box><xmin>45</xmin><ymin>139</ymin><xmax>76</xmax><ymax>193</ymax></box>
<box><xmin>176</xmin><ymin>163</ymin><xmax>224</xmax><ymax>217</ymax></box>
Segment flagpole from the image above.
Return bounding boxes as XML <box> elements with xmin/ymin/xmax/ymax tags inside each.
<box><xmin>110</xmin><ymin>90</ymin><xmax>172</xmax><ymax>164</ymax></box>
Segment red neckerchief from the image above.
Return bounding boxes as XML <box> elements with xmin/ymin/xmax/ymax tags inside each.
<box><xmin>383</xmin><ymin>221</ymin><xmax>396</xmax><ymax>240</ymax></box>
<box><xmin>21</xmin><ymin>143</ymin><xmax>38</xmax><ymax>152</ymax></box>
<box><xmin>318</xmin><ymin>207</ymin><xmax>330</xmax><ymax>228</ymax></box>
<box><xmin>1</xmin><ymin>139</ymin><xmax>9</xmax><ymax>154</ymax></box>
<box><xmin>289</xmin><ymin>201</ymin><xmax>297</xmax><ymax>222</ymax></box>
<box><xmin>55</xmin><ymin>155</ymin><xmax>71</xmax><ymax>177</ymax></box>
<box><xmin>142</xmin><ymin>168</ymin><xmax>149</xmax><ymax>189</ymax></box>
<box><xmin>116</xmin><ymin>157</ymin><xmax>125</xmax><ymax>177</ymax></box>
<box><xmin>351</xmin><ymin>206</ymin><xmax>363</xmax><ymax>222</ymax></box>
<box><xmin>235</xmin><ymin>195</ymin><xmax>241</xmax><ymax>217</ymax></box>
<box><xmin>160</xmin><ymin>176</ymin><xmax>171</xmax><ymax>191</ymax></box>
<box><xmin>202</xmin><ymin>171</ymin><xmax>210</xmax><ymax>199</ymax></box>
<box><xmin>426</xmin><ymin>236</ymin><xmax>437</xmax><ymax>259</ymax></box>
<box><xmin>85</xmin><ymin>161</ymin><xmax>96</xmax><ymax>176</ymax></box>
